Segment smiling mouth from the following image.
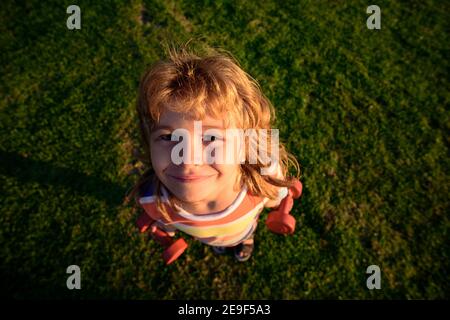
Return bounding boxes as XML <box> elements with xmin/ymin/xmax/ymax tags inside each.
<box><xmin>167</xmin><ymin>174</ymin><xmax>215</xmax><ymax>183</ymax></box>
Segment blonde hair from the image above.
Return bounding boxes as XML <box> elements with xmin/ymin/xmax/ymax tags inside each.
<box><xmin>125</xmin><ymin>44</ymin><xmax>300</xmax><ymax>220</ymax></box>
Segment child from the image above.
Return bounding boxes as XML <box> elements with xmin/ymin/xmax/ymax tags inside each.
<box><xmin>126</xmin><ymin>45</ymin><xmax>301</xmax><ymax>263</ymax></box>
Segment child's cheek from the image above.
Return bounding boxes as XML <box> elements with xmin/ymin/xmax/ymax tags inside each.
<box><xmin>204</xmin><ymin>141</ymin><xmax>225</xmax><ymax>165</ymax></box>
<box><xmin>222</xmin><ymin>138</ymin><xmax>245</xmax><ymax>165</ymax></box>
<box><xmin>150</xmin><ymin>142</ymin><xmax>173</xmax><ymax>172</ymax></box>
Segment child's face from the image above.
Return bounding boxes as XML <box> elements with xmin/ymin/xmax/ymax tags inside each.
<box><xmin>150</xmin><ymin>110</ymin><xmax>241</xmax><ymax>206</ymax></box>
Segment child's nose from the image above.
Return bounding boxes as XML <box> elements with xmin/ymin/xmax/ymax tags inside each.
<box><xmin>170</xmin><ymin>134</ymin><xmax>204</xmax><ymax>165</ymax></box>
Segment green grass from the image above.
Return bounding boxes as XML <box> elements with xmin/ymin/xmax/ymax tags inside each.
<box><xmin>0</xmin><ymin>0</ymin><xmax>448</xmax><ymax>299</ymax></box>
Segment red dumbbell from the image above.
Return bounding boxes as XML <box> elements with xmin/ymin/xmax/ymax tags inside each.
<box><xmin>266</xmin><ymin>179</ymin><xmax>303</xmax><ymax>235</ymax></box>
<box><xmin>136</xmin><ymin>213</ymin><xmax>188</xmax><ymax>265</ymax></box>
<box><xmin>289</xmin><ymin>179</ymin><xmax>303</xmax><ymax>199</ymax></box>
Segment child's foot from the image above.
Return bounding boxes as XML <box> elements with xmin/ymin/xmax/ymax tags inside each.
<box><xmin>234</xmin><ymin>238</ymin><xmax>254</xmax><ymax>262</ymax></box>
<box><xmin>212</xmin><ymin>246</ymin><xmax>227</xmax><ymax>255</ymax></box>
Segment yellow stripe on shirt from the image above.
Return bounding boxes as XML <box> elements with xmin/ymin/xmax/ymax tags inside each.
<box><xmin>171</xmin><ymin>202</ymin><xmax>264</xmax><ymax>238</ymax></box>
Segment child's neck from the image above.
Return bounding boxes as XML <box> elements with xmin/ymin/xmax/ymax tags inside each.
<box><xmin>174</xmin><ymin>186</ymin><xmax>242</xmax><ymax>215</ymax></box>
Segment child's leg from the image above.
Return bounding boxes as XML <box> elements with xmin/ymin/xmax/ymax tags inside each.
<box><xmin>211</xmin><ymin>246</ymin><xmax>227</xmax><ymax>255</ymax></box>
<box><xmin>234</xmin><ymin>220</ymin><xmax>258</xmax><ymax>262</ymax></box>
<box><xmin>234</xmin><ymin>232</ymin><xmax>255</xmax><ymax>262</ymax></box>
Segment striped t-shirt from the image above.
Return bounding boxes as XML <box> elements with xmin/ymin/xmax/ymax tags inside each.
<box><xmin>138</xmin><ymin>181</ymin><xmax>288</xmax><ymax>247</ymax></box>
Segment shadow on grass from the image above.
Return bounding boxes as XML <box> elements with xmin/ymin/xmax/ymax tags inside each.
<box><xmin>0</xmin><ymin>149</ymin><xmax>129</xmax><ymax>209</ymax></box>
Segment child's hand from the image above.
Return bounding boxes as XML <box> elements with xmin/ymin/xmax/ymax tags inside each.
<box><xmin>151</xmin><ymin>222</ymin><xmax>176</xmax><ymax>237</ymax></box>
<box><xmin>265</xmin><ymin>197</ymin><xmax>282</xmax><ymax>209</ymax></box>
<box><xmin>265</xmin><ymin>186</ymin><xmax>289</xmax><ymax>209</ymax></box>
<box><xmin>263</xmin><ymin>164</ymin><xmax>289</xmax><ymax>209</ymax></box>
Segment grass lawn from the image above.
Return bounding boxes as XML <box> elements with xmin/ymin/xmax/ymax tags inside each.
<box><xmin>0</xmin><ymin>0</ymin><xmax>448</xmax><ymax>299</ymax></box>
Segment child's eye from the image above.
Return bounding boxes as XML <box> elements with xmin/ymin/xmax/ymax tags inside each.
<box><xmin>203</xmin><ymin>135</ymin><xmax>223</xmax><ymax>142</ymax></box>
<box><xmin>158</xmin><ymin>134</ymin><xmax>173</xmax><ymax>141</ymax></box>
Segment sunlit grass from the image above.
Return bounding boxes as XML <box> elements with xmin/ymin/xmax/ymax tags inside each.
<box><xmin>0</xmin><ymin>0</ymin><xmax>448</xmax><ymax>299</ymax></box>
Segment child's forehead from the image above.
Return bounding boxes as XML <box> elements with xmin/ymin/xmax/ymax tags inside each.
<box><xmin>157</xmin><ymin>110</ymin><xmax>235</xmax><ymax>128</ymax></box>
